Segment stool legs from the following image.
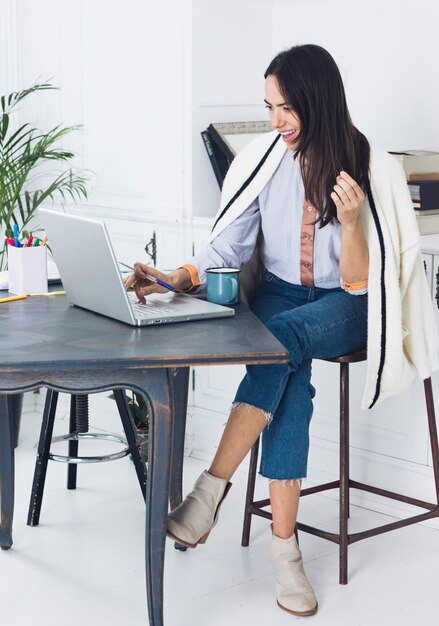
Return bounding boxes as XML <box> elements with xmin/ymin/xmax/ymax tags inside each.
<box><xmin>240</xmin><ymin>360</ymin><xmax>355</xmax><ymax>581</ymax></box>
<box><xmin>28</xmin><ymin>389</ymin><xmax>148</xmax><ymax>527</ymax></box>
<box><xmin>240</xmin><ymin>370</ymin><xmax>439</xmax><ymax>585</ymax></box>
<box><xmin>113</xmin><ymin>389</ymin><xmax>147</xmax><ymax>500</ymax></box>
<box><xmin>241</xmin><ymin>363</ymin><xmax>353</xmax><ymax>583</ymax></box>
<box><xmin>27</xmin><ymin>390</ymin><xmax>59</xmax><ymax>526</ymax></box>
<box><xmin>66</xmin><ymin>392</ymin><xmax>146</xmax><ymax>498</ymax></box>
<box><xmin>339</xmin><ymin>362</ymin><xmax>350</xmax><ymax>585</ymax></box>
<box><xmin>424</xmin><ymin>378</ymin><xmax>439</xmax><ymax>505</ymax></box>
<box><xmin>241</xmin><ymin>437</ymin><xmax>260</xmax><ymax>547</ymax></box>
<box><xmin>67</xmin><ymin>395</ymin><xmax>79</xmax><ymax>489</ymax></box>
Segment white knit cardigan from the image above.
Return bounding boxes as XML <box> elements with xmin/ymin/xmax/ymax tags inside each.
<box><xmin>208</xmin><ymin>131</ymin><xmax>439</xmax><ymax>409</ymax></box>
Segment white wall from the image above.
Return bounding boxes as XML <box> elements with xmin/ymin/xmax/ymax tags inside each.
<box><xmin>5</xmin><ymin>0</ymin><xmax>437</xmax><ymax>223</ymax></box>
<box><xmin>1</xmin><ymin>0</ymin><xmax>187</xmax><ymax>220</ymax></box>
<box><xmin>191</xmin><ymin>0</ymin><xmax>275</xmax><ymax>217</ymax></box>
<box><xmin>272</xmin><ymin>0</ymin><xmax>439</xmax><ymax>151</ymax></box>
<box><xmin>191</xmin><ymin>0</ymin><xmax>439</xmax><ymax>218</ymax></box>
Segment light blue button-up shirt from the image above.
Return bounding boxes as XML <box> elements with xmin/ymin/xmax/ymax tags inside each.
<box><xmin>189</xmin><ymin>150</ymin><xmax>366</xmax><ymax>295</ymax></box>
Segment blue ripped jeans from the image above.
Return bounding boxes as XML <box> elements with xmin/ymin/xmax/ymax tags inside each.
<box><xmin>233</xmin><ymin>271</ymin><xmax>368</xmax><ymax>480</ymax></box>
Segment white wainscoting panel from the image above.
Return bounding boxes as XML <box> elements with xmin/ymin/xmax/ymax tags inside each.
<box><xmin>0</xmin><ymin>0</ymin><xmax>20</xmax><ymax>94</ymax></box>
<box><xmin>311</xmin><ymin>361</ymin><xmax>430</xmax><ymax>465</ymax></box>
<box><xmin>192</xmin><ymin>364</ymin><xmax>246</xmax><ymax>416</ymax></box>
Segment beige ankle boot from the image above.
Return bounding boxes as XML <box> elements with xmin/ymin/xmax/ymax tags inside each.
<box><xmin>167</xmin><ymin>470</ymin><xmax>232</xmax><ymax>548</ymax></box>
<box><xmin>270</xmin><ymin>531</ymin><xmax>318</xmax><ymax>616</ymax></box>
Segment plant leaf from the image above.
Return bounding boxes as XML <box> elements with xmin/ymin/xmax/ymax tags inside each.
<box><xmin>0</xmin><ymin>81</ymin><xmax>89</xmax><ymax>235</ymax></box>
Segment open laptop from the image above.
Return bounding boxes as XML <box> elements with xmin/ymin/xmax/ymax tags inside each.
<box><xmin>39</xmin><ymin>209</ymin><xmax>235</xmax><ymax>326</ymax></box>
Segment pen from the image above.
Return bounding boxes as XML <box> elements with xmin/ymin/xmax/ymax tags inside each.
<box><xmin>5</xmin><ymin>237</ymin><xmax>15</xmax><ymax>246</ymax></box>
<box><xmin>0</xmin><ymin>294</ymin><xmax>27</xmax><ymax>303</ymax></box>
<box><xmin>40</xmin><ymin>236</ymin><xmax>48</xmax><ymax>246</ymax></box>
<box><xmin>13</xmin><ymin>224</ymin><xmax>22</xmax><ymax>247</ymax></box>
<box><xmin>145</xmin><ymin>274</ymin><xmax>175</xmax><ymax>291</ymax></box>
<box><xmin>118</xmin><ymin>261</ymin><xmax>134</xmax><ymax>271</ymax></box>
<box><xmin>29</xmin><ymin>291</ymin><xmax>66</xmax><ymax>296</ymax></box>
<box><xmin>26</xmin><ymin>234</ymin><xmax>34</xmax><ymax>247</ymax></box>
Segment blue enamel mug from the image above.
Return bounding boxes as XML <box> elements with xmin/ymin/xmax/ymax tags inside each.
<box><xmin>206</xmin><ymin>268</ymin><xmax>240</xmax><ymax>305</ymax></box>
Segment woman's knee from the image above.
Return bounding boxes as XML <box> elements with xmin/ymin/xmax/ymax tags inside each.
<box><xmin>266</xmin><ymin>312</ymin><xmax>306</xmax><ymax>369</ymax></box>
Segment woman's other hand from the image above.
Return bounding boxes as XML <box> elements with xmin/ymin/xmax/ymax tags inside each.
<box><xmin>331</xmin><ymin>171</ymin><xmax>365</xmax><ymax>228</ymax></box>
<box><xmin>335</xmin><ymin>172</ymin><xmax>369</xmax><ymax>284</ymax></box>
<box><xmin>124</xmin><ymin>264</ymin><xmax>192</xmax><ymax>304</ymax></box>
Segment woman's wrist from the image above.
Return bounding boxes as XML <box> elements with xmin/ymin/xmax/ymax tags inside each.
<box><xmin>340</xmin><ymin>216</ymin><xmax>363</xmax><ymax>233</ymax></box>
<box><xmin>170</xmin><ymin>268</ymin><xmax>193</xmax><ymax>292</ymax></box>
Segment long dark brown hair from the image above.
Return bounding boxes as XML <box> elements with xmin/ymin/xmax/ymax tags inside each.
<box><xmin>265</xmin><ymin>44</ymin><xmax>370</xmax><ymax>226</ymax></box>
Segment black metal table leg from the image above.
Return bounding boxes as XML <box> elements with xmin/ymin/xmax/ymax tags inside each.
<box><xmin>0</xmin><ymin>395</ymin><xmax>14</xmax><ymax>549</ymax></box>
<box><xmin>142</xmin><ymin>368</ymin><xmax>174</xmax><ymax>626</ymax></box>
<box><xmin>169</xmin><ymin>367</ymin><xmax>190</xmax><ymax>512</ymax></box>
<box><xmin>168</xmin><ymin>367</ymin><xmax>190</xmax><ymax>552</ymax></box>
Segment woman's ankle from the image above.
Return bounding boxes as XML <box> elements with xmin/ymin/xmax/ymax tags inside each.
<box><xmin>271</xmin><ymin>522</ymin><xmax>296</xmax><ymax>540</ymax></box>
<box><xmin>206</xmin><ymin>466</ymin><xmax>232</xmax><ymax>482</ymax></box>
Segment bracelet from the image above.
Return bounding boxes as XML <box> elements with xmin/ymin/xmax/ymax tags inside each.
<box><xmin>178</xmin><ymin>264</ymin><xmax>201</xmax><ymax>290</ymax></box>
<box><xmin>342</xmin><ymin>278</ymin><xmax>368</xmax><ymax>291</ymax></box>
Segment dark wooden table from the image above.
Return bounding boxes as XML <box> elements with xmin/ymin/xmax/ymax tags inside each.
<box><xmin>0</xmin><ymin>294</ymin><xmax>287</xmax><ymax>625</ymax></box>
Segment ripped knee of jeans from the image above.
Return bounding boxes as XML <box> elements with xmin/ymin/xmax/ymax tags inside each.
<box><xmin>268</xmin><ymin>478</ymin><xmax>303</xmax><ymax>488</ymax></box>
<box><xmin>230</xmin><ymin>401</ymin><xmax>273</xmax><ymax>425</ymax></box>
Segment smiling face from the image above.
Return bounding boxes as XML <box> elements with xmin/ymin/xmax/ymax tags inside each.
<box><xmin>264</xmin><ymin>74</ymin><xmax>301</xmax><ymax>151</ymax></box>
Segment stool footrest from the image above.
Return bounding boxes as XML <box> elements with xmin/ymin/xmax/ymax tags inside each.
<box><xmin>346</xmin><ymin>509</ymin><xmax>439</xmax><ymax>544</ymax></box>
<box><xmin>297</xmin><ymin>508</ymin><xmax>439</xmax><ymax>545</ymax></box>
<box><xmin>251</xmin><ymin>497</ymin><xmax>270</xmax><ymax>509</ymax></box>
<box><xmin>241</xmin><ymin>371</ymin><xmax>439</xmax><ymax>585</ymax></box>
<box><xmin>295</xmin><ymin>522</ymin><xmax>340</xmax><ymax>543</ymax></box>
<box><xmin>249</xmin><ymin>481</ymin><xmax>439</xmax><ymax>545</ymax></box>
<box><xmin>301</xmin><ymin>480</ymin><xmax>339</xmax><ymax>496</ymax></box>
<box><xmin>349</xmin><ymin>480</ymin><xmax>439</xmax><ymax>510</ymax></box>
<box><xmin>248</xmin><ymin>504</ymin><xmax>272</xmax><ymax>521</ymax></box>
<box><xmin>46</xmin><ymin>432</ymin><xmax>130</xmax><ymax>464</ymax></box>
<box><xmin>300</xmin><ymin>479</ymin><xmax>439</xmax><ymax>511</ymax></box>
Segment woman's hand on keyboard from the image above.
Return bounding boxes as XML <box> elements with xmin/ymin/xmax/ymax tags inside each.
<box><xmin>123</xmin><ymin>264</ymin><xmax>192</xmax><ymax>304</ymax></box>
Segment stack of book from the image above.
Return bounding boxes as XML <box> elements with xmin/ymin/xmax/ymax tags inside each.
<box><xmin>201</xmin><ymin>121</ymin><xmax>272</xmax><ymax>189</ymax></box>
<box><xmin>390</xmin><ymin>151</ymin><xmax>439</xmax><ymax>235</ymax></box>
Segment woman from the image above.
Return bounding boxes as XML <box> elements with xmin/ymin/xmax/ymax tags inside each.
<box><xmin>126</xmin><ymin>45</ymin><xmax>438</xmax><ymax>617</ymax></box>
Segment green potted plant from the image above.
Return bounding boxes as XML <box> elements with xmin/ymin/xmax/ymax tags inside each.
<box><xmin>109</xmin><ymin>391</ymin><xmax>150</xmax><ymax>463</ymax></box>
<box><xmin>0</xmin><ymin>81</ymin><xmax>88</xmax><ymax>444</ymax></box>
<box><xmin>126</xmin><ymin>391</ymin><xmax>150</xmax><ymax>464</ymax></box>
<box><xmin>0</xmin><ymin>81</ymin><xmax>88</xmax><ymax>270</ymax></box>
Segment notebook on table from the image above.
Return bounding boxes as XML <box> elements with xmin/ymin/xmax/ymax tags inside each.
<box><xmin>39</xmin><ymin>209</ymin><xmax>235</xmax><ymax>327</ymax></box>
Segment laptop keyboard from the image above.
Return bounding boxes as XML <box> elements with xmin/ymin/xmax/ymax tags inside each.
<box><xmin>129</xmin><ymin>294</ymin><xmax>176</xmax><ymax>318</ymax></box>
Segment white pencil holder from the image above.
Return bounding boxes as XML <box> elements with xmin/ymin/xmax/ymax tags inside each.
<box><xmin>8</xmin><ymin>245</ymin><xmax>48</xmax><ymax>294</ymax></box>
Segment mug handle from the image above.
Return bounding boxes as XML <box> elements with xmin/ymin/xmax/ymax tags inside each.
<box><xmin>227</xmin><ymin>277</ymin><xmax>238</xmax><ymax>303</ymax></box>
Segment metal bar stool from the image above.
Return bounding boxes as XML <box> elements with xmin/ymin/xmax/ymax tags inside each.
<box><xmin>241</xmin><ymin>348</ymin><xmax>439</xmax><ymax>584</ymax></box>
<box><xmin>27</xmin><ymin>389</ymin><xmax>147</xmax><ymax>526</ymax></box>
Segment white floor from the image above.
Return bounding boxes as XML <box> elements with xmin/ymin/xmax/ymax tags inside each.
<box><xmin>2</xmin><ymin>408</ymin><xmax>439</xmax><ymax>626</ymax></box>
